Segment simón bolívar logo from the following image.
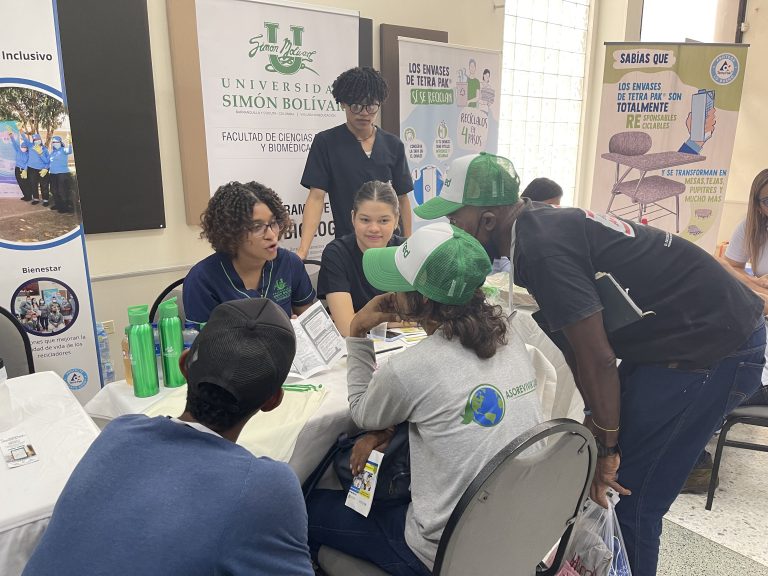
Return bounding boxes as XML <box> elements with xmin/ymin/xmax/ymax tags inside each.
<box><xmin>249</xmin><ymin>22</ymin><xmax>317</xmax><ymax>76</ymax></box>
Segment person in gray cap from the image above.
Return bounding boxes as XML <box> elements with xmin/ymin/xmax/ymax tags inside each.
<box><xmin>23</xmin><ymin>299</ymin><xmax>314</xmax><ymax>576</ymax></box>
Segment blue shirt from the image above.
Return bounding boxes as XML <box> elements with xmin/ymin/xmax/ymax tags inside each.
<box><xmin>10</xmin><ymin>133</ymin><xmax>29</xmax><ymax>169</ymax></box>
<box><xmin>22</xmin><ymin>415</ymin><xmax>314</xmax><ymax>576</ymax></box>
<box><xmin>26</xmin><ymin>141</ymin><xmax>49</xmax><ymax>170</ymax></box>
<box><xmin>183</xmin><ymin>249</ymin><xmax>315</xmax><ymax>324</ymax></box>
<box><xmin>49</xmin><ymin>145</ymin><xmax>73</xmax><ymax>174</ymax></box>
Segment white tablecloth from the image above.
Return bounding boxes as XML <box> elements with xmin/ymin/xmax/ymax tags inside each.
<box><xmin>0</xmin><ymin>372</ymin><xmax>100</xmax><ymax>576</ymax></box>
<box><xmin>85</xmin><ymin>329</ymin><xmax>577</xmax><ymax>485</ymax></box>
<box><xmin>85</xmin><ymin>362</ymin><xmax>358</xmax><ymax>484</ymax></box>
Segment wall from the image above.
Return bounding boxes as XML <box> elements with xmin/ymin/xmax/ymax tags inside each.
<box><xmin>576</xmin><ymin>0</ymin><xmax>643</xmax><ymax>210</ymax></box>
<box><xmin>85</xmin><ymin>0</ymin><xmax>506</xmax><ymax>379</ymax></box>
<box><xmin>716</xmin><ymin>0</ymin><xmax>768</xmax><ymax>242</ymax></box>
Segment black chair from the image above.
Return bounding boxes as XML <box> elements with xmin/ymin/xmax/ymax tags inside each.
<box><xmin>149</xmin><ymin>277</ymin><xmax>186</xmax><ymax>324</ymax></box>
<box><xmin>303</xmin><ymin>259</ymin><xmax>322</xmax><ymax>293</ymax></box>
<box><xmin>0</xmin><ymin>305</ymin><xmax>35</xmax><ymax>377</ymax></box>
<box><xmin>706</xmin><ymin>401</ymin><xmax>768</xmax><ymax>510</ymax></box>
<box><xmin>318</xmin><ymin>419</ymin><xmax>597</xmax><ymax>576</ymax></box>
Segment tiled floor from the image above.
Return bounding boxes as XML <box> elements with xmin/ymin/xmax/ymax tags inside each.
<box><xmin>658</xmin><ymin>519</ymin><xmax>768</xmax><ymax>576</ymax></box>
<box><xmin>662</xmin><ymin>423</ymin><xmax>768</xmax><ymax>570</ymax></box>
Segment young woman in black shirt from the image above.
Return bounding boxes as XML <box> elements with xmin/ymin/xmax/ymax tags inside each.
<box><xmin>317</xmin><ymin>181</ymin><xmax>404</xmax><ymax>336</ymax></box>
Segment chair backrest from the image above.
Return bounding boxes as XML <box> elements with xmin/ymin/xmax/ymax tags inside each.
<box><xmin>149</xmin><ymin>278</ymin><xmax>186</xmax><ymax>324</ymax></box>
<box><xmin>433</xmin><ymin>419</ymin><xmax>596</xmax><ymax>576</ymax></box>
<box><xmin>303</xmin><ymin>259</ymin><xmax>322</xmax><ymax>294</ymax></box>
<box><xmin>0</xmin><ymin>305</ymin><xmax>35</xmax><ymax>377</ymax></box>
<box><xmin>608</xmin><ymin>131</ymin><xmax>653</xmax><ymax>156</ymax></box>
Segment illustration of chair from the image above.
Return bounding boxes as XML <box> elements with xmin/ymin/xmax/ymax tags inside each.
<box><xmin>602</xmin><ymin>132</ymin><xmax>706</xmax><ymax>232</ymax></box>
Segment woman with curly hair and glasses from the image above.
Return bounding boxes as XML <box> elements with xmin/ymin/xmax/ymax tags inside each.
<box><xmin>184</xmin><ymin>181</ymin><xmax>315</xmax><ymax>323</ymax></box>
<box><xmin>298</xmin><ymin>66</ymin><xmax>413</xmax><ymax>260</ymax></box>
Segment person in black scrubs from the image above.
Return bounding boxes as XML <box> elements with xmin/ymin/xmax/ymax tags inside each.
<box><xmin>298</xmin><ymin>67</ymin><xmax>413</xmax><ymax>260</ymax></box>
<box><xmin>317</xmin><ymin>180</ymin><xmax>404</xmax><ymax>336</ymax></box>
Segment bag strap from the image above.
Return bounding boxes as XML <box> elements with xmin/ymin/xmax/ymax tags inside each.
<box><xmin>301</xmin><ymin>430</ymin><xmax>363</xmax><ymax>499</ymax></box>
<box><xmin>302</xmin><ymin>440</ymin><xmax>342</xmax><ymax>499</ymax></box>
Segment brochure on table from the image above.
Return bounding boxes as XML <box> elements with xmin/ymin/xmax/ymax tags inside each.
<box><xmin>289</xmin><ymin>302</ymin><xmax>345</xmax><ymax>379</ymax></box>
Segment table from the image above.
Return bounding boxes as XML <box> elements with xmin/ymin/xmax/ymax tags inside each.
<box><xmin>0</xmin><ymin>372</ymin><xmax>100</xmax><ymax>576</ymax></box>
<box><xmin>86</xmin><ymin>333</ymin><xmax>579</xmax><ymax>484</ymax></box>
<box><xmin>85</xmin><ymin>362</ymin><xmax>357</xmax><ymax>484</ymax></box>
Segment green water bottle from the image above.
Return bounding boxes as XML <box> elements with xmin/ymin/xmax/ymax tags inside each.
<box><xmin>158</xmin><ymin>298</ymin><xmax>186</xmax><ymax>388</ymax></box>
<box><xmin>127</xmin><ymin>304</ymin><xmax>159</xmax><ymax>398</ymax></box>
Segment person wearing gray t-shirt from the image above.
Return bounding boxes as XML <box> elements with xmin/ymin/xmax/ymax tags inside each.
<box><xmin>307</xmin><ymin>223</ymin><xmax>542</xmax><ymax>575</ymax></box>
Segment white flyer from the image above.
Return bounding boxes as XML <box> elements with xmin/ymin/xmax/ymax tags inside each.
<box><xmin>1</xmin><ymin>433</ymin><xmax>39</xmax><ymax>468</ymax></box>
<box><xmin>344</xmin><ymin>449</ymin><xmax>384</xmax><ymax>517</ymax></box>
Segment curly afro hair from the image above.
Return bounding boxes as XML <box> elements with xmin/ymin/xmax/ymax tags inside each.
<box><xmin>331</xmin><ymin>66</ymin><xmax>389</xmax><ymax>105</ymax></box>
<box><xmin>200</xmin><ymin>181</ymin><xmax>291</xmax><ymax>257</ymax></box>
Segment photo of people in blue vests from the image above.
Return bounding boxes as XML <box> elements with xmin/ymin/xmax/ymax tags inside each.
<box><xmin>11</xmin><ymin>277</ymin><xmax>79</xmax><ymax>337</ymax></box>
<box><xmin>0</xmin><ymin>86</ymin><xmax>81</xmax><ymax>243</ymax></box>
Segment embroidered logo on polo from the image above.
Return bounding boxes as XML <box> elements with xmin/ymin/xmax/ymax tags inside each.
<box><xmin>272</xmin><ymin>278</ymin><xmax>290</xmax><ymax>302</ymax></box>
<box><xmin>460</xmin><ymin>384</ymin><xmax>505</xmax><ymax>427</ymax></box>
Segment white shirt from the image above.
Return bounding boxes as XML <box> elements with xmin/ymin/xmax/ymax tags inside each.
<box><xmin>725</xmin><ymin>219</ymin><xmax>768</xmax><ymax>277</ymax></box>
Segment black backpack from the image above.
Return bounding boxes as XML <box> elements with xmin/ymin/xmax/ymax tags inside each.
<box><xmin>303</xmin><ymin>422</ymin><xmax>411</xmax><ymax>505</ymax></box>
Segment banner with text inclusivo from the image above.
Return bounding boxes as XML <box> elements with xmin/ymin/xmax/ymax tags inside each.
<box><xmin>0</xmin><ymin>0</ymin><xmax>101</xmax><ymax>401</ymax></box>
<box><xmin>194</xmin><ymin>0</ymin><xmax>359</xmax><ymax>260</ymax></box>
<box><xmin>590</xmin><ymin>43</ymin><xmax>748</xmax><ymax>252</ymax></box>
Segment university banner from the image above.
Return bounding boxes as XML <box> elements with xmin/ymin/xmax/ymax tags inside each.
<box><xmin>590</xmin><ymin>43</ymin><xmax>748</xmax><ymax>252</ymax></box>
<box><xmin>194</xmin><ymin>0</ymin><xmax>359</xmax><ymax>259</ymax></box>
<box><xmin>398</xmin><ymin>38</ymin><xmax>501</xmax><ymax>229</ymax></box>
<box><xmin>0</xmin><ymin>1</ymin><xmax>101</xmax><ymax>400</ymax></box>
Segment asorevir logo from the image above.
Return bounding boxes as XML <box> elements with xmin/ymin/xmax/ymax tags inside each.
<box><xmin>63</xmin><ymin>368</ymin><xmax>88</xmax><ymax>391</ymax></box>
<box><xmin>249</xmin><ymin>22</ymin><xmax>318</xmax><ymax>76</ymax></box>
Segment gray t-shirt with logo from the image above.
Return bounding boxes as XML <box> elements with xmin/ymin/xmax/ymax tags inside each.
<box><xmin>346</xmin><ymin>330</ymin><xmax>542</xmax><ymax>569</ymax></box>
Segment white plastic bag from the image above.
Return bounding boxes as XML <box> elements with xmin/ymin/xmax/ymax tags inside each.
<box><xmin>557</xmin><ymin>495</ymin><xmax>632</xmax><ymax>576</ymax></box>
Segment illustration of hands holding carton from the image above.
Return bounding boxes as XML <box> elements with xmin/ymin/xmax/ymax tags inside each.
<box><xmin>680</xmin><ymin>91</ymin><xmax>716</xmax><ymax>155</ymax></box>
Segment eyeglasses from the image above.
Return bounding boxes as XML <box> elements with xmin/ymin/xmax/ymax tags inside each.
<box><xmin>249</xmin><ymin>220</ymin><xmax>284</xmax><ymax>237</ymax></box>
<box><xmin>348</xmin><ymin>102</ymin><xmax>380</xmax><ymax>115</ymax></box>
<box><xmin>759</xmin><ymin>197</ymin><xmax>768</xmax><ymax>208</ymax></box>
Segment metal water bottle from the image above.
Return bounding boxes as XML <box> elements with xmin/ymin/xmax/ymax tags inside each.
<box><xmin>158</xmin><ymin>298</ymin><xmax>186</xmax><ymax>387</ymax></box>
<box><xmin>127</xmin><ymin>305</ymin><xmax>159</xmax><ymax>398</ymax></box>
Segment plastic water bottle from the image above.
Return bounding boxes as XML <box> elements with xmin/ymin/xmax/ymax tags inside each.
<box><xmin>121</xmin><ymin>327</ymin><xmax>133</xmax><ymax>386</ymax></box>
<box><xmin>182</xmin><ymin>322</ymin><xmax>199</xmax><ymax>351</ymax></box>
<box><xmin>127</xmin><ymin>305</ymin><xmax>159</xmax><ymax>397</ymax></box>
<box><xmin>95</xmin><ymin>323</ymin><xmax>115</xmax><ymax>385</ymax></box>
<box><xmin>103</xmin><ymin>361</ymin><xmax>115</xmax><ymax>385</ymax></box>
<box><xmin>158</xmin><ymin>298</ymin><xmax>186</xmax><ymax>387</ymax></box>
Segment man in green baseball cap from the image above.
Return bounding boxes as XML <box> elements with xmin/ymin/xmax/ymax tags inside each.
<box><xmin>415</xmin><ymin>152</ymin><xmax>766</xmax><ymax>576</ymax></box>
<box><xmin>306</xmin><ymin>222</ymin><xmax>543</xmax><ymax>575</ymax></box>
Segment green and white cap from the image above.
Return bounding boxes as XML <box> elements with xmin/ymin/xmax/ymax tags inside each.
<box><xmin>362</xmin><ymin>222</ymin><xmax>491</xmax><ymax>305</ymax></box>
<box><xmin>414</xmin><ymin>152</ymin><xmax>521</xmax><ymax>220</ymax></box>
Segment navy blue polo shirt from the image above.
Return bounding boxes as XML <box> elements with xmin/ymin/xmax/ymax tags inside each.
<box><xmin>300</xmin><ymin>124</ymin><xmax>413</xmax><ymax>238</ymax></box>
<box><xmin>183</xmin><ymin>249</ymin><xmax>315</xmax><ymax>324</ymax></box>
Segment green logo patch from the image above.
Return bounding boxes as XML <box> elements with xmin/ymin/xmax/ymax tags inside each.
<box><xmin>273</xmin><ymin>278</ymin><xmax>290</xmax><ymax>302</ymax></box>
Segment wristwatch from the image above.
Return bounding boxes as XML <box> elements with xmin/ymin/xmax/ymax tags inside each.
<box><xmin>595</xmin><ymin>438</ymin><xmax>621</xmax><ymax>458</ymax></box>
